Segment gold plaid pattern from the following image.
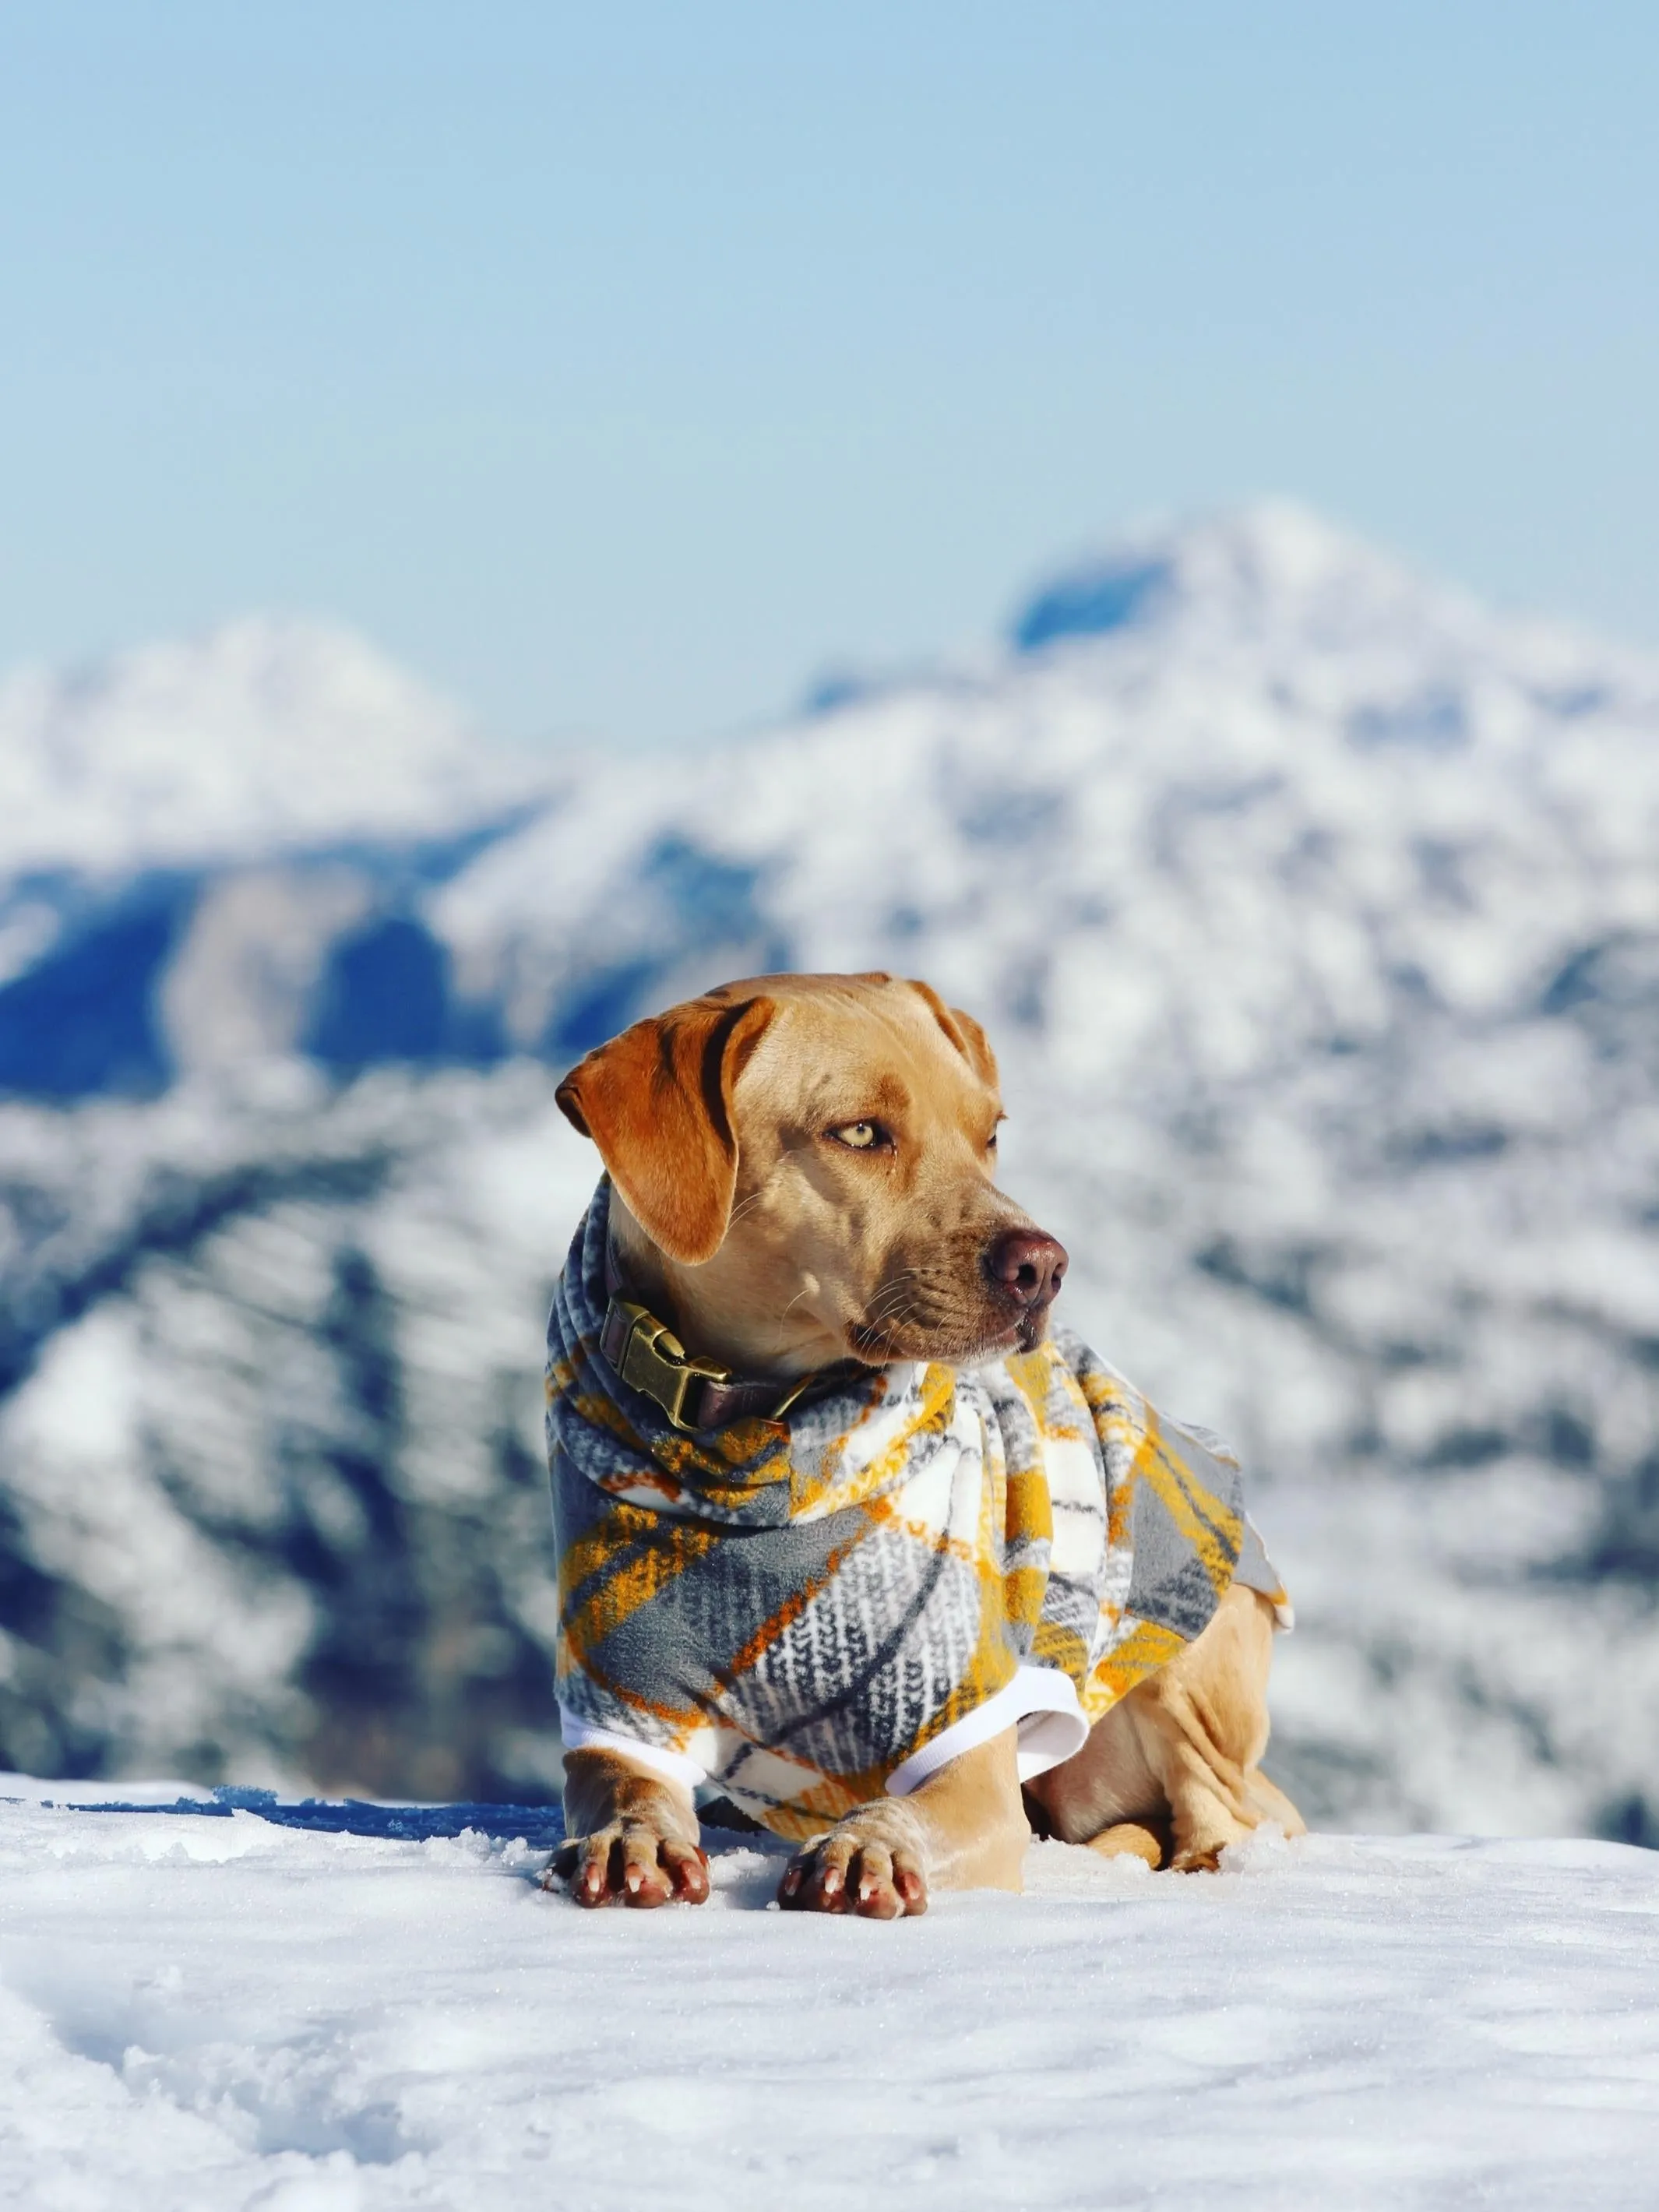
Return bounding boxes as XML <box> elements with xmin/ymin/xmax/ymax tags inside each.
<box><xmin>547</xmin><ymin>1182</ymin><xmax>1287</xmax><ymax>1837</ymax></box>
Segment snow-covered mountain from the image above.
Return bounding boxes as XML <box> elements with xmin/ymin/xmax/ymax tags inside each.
<box><xmin>2</xmin><ymin>504</ymin><xmax>1655</xmax><ymax>1837</ymax></box>
<box><xmin>0</xmin><ymin>618</ymin><xmax>545</xmax><ymax>1097</ymax></box>
<box><xmin>0</xmin><ymin>615</ymin><xmax>532</xmax><ymax>878</ymax></box>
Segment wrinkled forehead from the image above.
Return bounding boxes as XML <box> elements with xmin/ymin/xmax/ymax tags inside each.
<box><xmin>734</xmin><ymin>980</ymin><xmax>997</xmax><ymax>1130</ymax></box>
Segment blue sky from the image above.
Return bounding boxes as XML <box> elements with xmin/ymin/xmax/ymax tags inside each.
<box><xmin>2</xmin><ymin>3</ymin><xmax>1655</xmax><ymax>745</ymax></box>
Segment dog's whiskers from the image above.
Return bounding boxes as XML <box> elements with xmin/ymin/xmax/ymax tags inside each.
<box><xmin>724</xmin><ymin>1189</ymin><xmax>770</xmax><ymax>1235</ymax></box>
<box><xmin>860</xmin><ymin>1266</ymin><xmax>952</xmax><ymax>1333</ymax></box>
<box><xmin>770</xmin><ymin>1284</ymin><xmax>814</xmax><ymax>1353</ymax></box>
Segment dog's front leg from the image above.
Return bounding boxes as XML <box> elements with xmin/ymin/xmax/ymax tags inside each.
<box><xmin>779</xmin><ymin>1725</ymin><xmax>1027</xmax><ymax>1920</ymax></box>
<box><xmin>546</xmin><ymin>1748</ymin><xmax>710</xmax><ymax>1908</ymax></box>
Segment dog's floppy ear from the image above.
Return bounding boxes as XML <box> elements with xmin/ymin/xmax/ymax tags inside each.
<box><xmin>906</xmin><ymin>979</ymin><xmax>999</xmax><ymax>1091</ymax></box>
<box><xmin>555</xmin><ymin>993</ymin><xmax>778</xmax><ymax>1264</ymax></box>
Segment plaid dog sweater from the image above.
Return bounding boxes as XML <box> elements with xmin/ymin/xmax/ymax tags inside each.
<box><xmin>546</xmin><ymin>1180</ymin><xmax>1290</xmax><ymax>1840</ymax></box>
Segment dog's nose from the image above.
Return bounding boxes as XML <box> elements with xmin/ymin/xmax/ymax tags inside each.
<box><xmin>984</xmin><ymin>1226</ymin><xmax>1068</xmax><ymax>1309</ymax></box>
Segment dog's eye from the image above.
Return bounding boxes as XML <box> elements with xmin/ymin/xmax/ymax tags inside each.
<box><xmin>829</xmin><ymin>1121</ymin><xmax>886</xmax><ymax>1151</ymax></box>
<box><xmin>986</xmin><ymin>1129</ymin><xmax>999</xmax><ymax>1152</ymax></box>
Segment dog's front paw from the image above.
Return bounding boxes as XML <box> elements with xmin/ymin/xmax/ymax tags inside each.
<box><xmin>778</xmin><ymin>1804</ymin><xmax>927</xmax><ymax>1920</ymax></box>
<box><xmin>544</xmin><ymin>1823</ymin><xmax>710</xmax><ymax>1909</ymax></box>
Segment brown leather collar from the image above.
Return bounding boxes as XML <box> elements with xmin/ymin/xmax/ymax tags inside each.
<box><xmin>600</xmin><ymin>1251</ymin><xmax>858</xmax><ymax>1433</ymax></box>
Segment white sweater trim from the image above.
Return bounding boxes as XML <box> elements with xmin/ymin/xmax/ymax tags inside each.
<box><xmin>557</xmin><ymin>1706</ymin><xmax>708</xmax><ymax>1791</ymax></box>
<box><xmin>884</xmin><ymin>1664</ymin><xmax>1089</xmax><ymax>1797</ymax></box>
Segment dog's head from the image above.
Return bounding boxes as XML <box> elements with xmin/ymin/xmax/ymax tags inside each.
<box><xmin>555</xmin><ymin>972</ymin><xmax>1067</xmax><ymax>1378</ymax></box>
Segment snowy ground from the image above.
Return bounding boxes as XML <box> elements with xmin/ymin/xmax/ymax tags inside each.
<box><xmin>2</xmin><ymin>1783</ymin><xmax>1656</xmax><ymax>2210</ymax></box>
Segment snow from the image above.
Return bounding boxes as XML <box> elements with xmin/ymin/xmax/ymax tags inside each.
<box><xmin>2</xmin><ymin>502</ymin><xmax>1658</xmax><ymax>1837</ymax></box>
<box><xmin>1</xmin><ymin>1784</ymin><xmax>1656</xmax><ymax>2210</ymax></box>
<box><xmin>0</xmin><ymin>616</ymin><xmax>541</xmax><ymax>877</ymax></box>
<box><xmin>2</xmin><ymin>509</ymin><xmax>1657</xmax><ymax>2199</ymax></box>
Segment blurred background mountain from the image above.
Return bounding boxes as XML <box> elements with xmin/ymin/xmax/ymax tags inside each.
<box><xmin>2</xmin><ymin>503</ymin><xmax>1656</xmax><ymax>1837</ymax></box>
<box><xmin>4</xmin><ymin>5</ymin><xmax>1657</xmax><ymax>1838</ymax></box>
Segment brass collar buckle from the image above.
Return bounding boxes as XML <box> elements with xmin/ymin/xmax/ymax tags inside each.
<box><xmin>607</xmin><ymin>1299</ymin><xmax>732</xmax><ymax>1432</ymax></box>
<box><xmin>599</xmin><ymin>1292</ymin><xmax>817</xmax><ymax>1433</ymax></box>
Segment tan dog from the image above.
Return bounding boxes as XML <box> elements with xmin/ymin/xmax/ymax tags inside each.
<box><xmin>550</xmin><ymin>971</ymin><xmax>1301</xmax><ymax>1917</ymax></box>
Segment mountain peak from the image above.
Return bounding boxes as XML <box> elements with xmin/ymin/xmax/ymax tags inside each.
<box><xmin>0</xmin><ymin>615</ymin><xmax>537</xmax><ymax>879</ymax></box>
<box><xmin>1011</xmin><ymin>500</ymin><xmax>1439</xmax><ymax>656</ymax></box>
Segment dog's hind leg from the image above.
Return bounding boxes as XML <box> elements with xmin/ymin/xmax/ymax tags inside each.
<box><xmin>1129</xmin><ymin>1584</ymin><xmax>1305</xmax><ymax>1871</ymax></box>
<box><xmin>1241</xmin><ymin>1766</ymin><xmax>1305</xmax><ymax>1837</ymax></box>
<box><xmin>1087</xmin><ymin>1819</ymin><xmax>1170</xmax><ymax>1869</ymax></box>
<box><xmin>1023</xmin><ymin>1685</ymin><xmax>1164</xmax><ymax>1849</ymax></box>
<box><xmin>1026</xmin><ymin>1584</ymin><xmax>1303</xmax><ymax>1870</ymax></box>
